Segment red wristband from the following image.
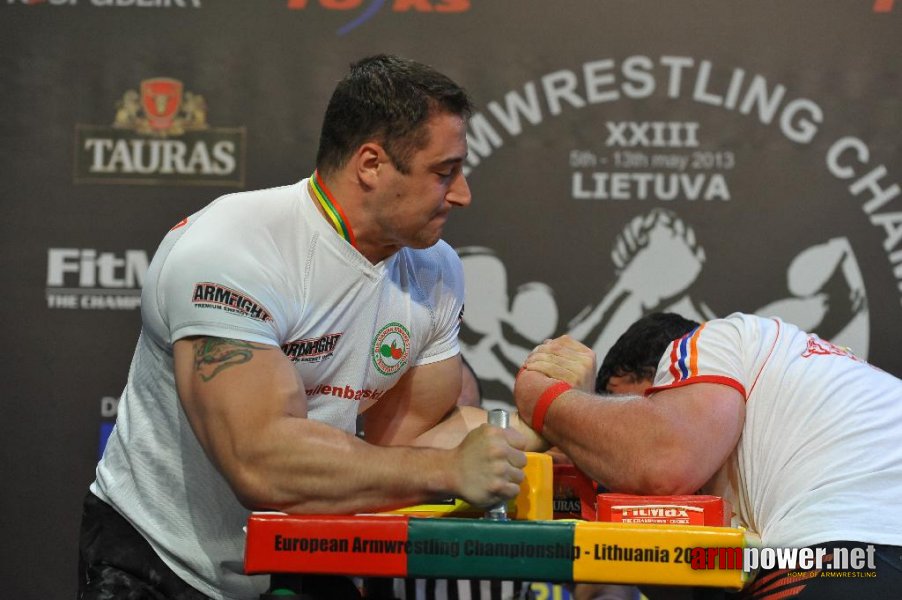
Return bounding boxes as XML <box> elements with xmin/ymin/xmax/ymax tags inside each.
<box><xmin>531</xmin><ymin>381</ymin><xmax>572</xmax><ymax>435</ymax></box>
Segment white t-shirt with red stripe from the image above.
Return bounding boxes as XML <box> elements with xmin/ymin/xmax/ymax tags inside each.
<box><xmin>647</xmin><ymin>312</ymin><xmax>902</xmax><ymax>548</ymax></box>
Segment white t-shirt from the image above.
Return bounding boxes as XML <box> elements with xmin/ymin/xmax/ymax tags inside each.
<box><xmin>647</xmin><ymin>312</ymin><xmax>902</xmax><ymax>548</ymax></box>
<box><xmin>92</xmin><ymin>179</ymin><xmax>464</xmax><ymax>599</ymax></box>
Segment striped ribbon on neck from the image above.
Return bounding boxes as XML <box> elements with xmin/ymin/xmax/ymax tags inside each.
<box><xmin>308</xmin><ymin>170</ymin><xmax>357</xmax><ymax>248</ymax></box>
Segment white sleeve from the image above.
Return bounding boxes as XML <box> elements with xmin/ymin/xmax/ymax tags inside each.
<box><xmin>646</xmin><ymin>313</ymin><xmax>749</xmax><ymax>399</ymax></box>
<box><xmin>413</xmin><ymin>241</ymin><xmax>464</xmax><ymax>367</ymax></box>
<box><xmin>154</xmin><ymin>214</ymin><xmax>291</xmax><ymax>347</ymax></box>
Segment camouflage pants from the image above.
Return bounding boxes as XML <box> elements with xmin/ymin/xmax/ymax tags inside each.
<box><xmin>78</xmin><ymin>492</ymin><xmax>212</xmax><ymax>600</ymax></box>
<box><xmin>77</xmin><ymin>492</ymin><xmax>362</xmax><ymax>600</ymax></box>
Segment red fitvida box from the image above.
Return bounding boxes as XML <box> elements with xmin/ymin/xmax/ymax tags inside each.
<box><xmin>596</xmin><ymin>494</ymin><xmax>732</xmax><ymax>526</ymax></box>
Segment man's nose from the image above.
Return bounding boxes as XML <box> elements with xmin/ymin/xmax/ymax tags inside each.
<box><xmin>448</xmin><ymin>172</ymin><xmax>472</xmax><ymax>207</ymax></box>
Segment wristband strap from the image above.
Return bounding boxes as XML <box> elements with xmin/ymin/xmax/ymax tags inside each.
<box><xmin>531</xmin><ymin>381</ymin><xmax>572</xmax><ymax>435</ymax></box>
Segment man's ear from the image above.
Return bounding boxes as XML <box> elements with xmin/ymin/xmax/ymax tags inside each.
<box><xmin>355</xmin><ymin>142</ymin><xmax>387</xmax><ymax>190</ymax></box>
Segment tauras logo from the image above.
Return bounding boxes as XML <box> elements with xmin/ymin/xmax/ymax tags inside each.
<box><xmin>74</xmin><ymin>77</ymin><xmax>245</xmax><ymax>186</ymax></box>
<box><xmin>46</xmin><ymin>248</ymin><xmax>147</xmax><ymax>310</ymax></box>
<box><xmin>282</xmin><ymin>333</ymin><xmax>343</xmax><ymax>363</ymax></box>
<box><xmin>553</xmin><ymin>499</ymin><xmax>581</xmax><ymax>512</ymax></box>
<box><xmin>192</xmin><ymin>282</ymin><xmax>273</xmax><ymax>322</ymax></box>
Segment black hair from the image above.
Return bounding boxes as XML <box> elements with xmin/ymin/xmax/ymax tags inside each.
<box><xmin>595</xmin><ymin>312</ymin><xmax>700</xmax><ymax>393</ymax></box>
<box><xmin>315</xmin><ymin>54</ymin><xmax>473</xmax><ymax>176</ymax></box>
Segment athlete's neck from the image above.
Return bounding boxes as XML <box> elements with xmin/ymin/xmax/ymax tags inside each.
<box><xmin>310</xmin><ymin>171</ymin><xmax>400</xmax><ymax>265</ymax></box>
<box><xmin>308</xmin><ymin>170</ymin><xmax>359</xmax><ymax>248</ymax></box>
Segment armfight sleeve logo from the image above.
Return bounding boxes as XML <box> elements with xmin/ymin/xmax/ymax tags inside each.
<box><xmin>192</xmin><ymin>282</ymin><xmax>273</xmax><ymax>322</ymax></box>
<box><xmin>282</xmin><ymin>333</ymin><xmax>343</xmax><ymax>363</ymax></box>
<box><xmin>74</xmin><ymin>77</ymin><xmax>246</xmax><ymax>186</ymax></box>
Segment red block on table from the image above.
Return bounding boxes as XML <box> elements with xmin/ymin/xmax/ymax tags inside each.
<box><xmin>596</xmin><ymin>494</ymin><xmax>731</xmax><ymax>526</ymax></box>
<box><xmin>552</xmin><ymin>463</ymin><xmax>598</xmax><ymax>521</ymax></box>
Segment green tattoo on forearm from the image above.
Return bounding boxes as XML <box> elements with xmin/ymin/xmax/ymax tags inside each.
<box><xmin>193</xmin><ymin>338</ymin><xmax>270</xmax><ymax>382</ymax></box>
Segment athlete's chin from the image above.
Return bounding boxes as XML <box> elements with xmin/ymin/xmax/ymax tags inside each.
<box><xmin>408</xmin><ymin>226</ymin><xmax>444</xmax><ymax>249</ymax></box>
<box><xmin>408</xmin><ymin>235</ymin><xmax>442</xmax><ymax>250</ymax></box>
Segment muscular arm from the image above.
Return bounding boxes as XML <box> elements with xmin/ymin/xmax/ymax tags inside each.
<box><xmin>174</xmin><ymin>338</ymin><xmax>523</xmax><ymax>514</ymax></box>
<box><xmin>364</xmin><ymin>354</ymin><xmax>480</xmax><ymax>448</ymax></box>
<box><xmin>547</xmin><ymin>383</ymin><xmax>743</xmax><ymax>494</ymax></box>
<box><xmin>365</xmin><ymin>354</ymin><xmax>547</xmax><ymax>451</ymax></box>
<box><xmin>515</xmin><ymin>338</ymin><xmax>744</xmax><ymax>495</ymax></box>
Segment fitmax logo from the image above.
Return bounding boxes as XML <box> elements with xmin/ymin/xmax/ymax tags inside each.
<box><xmin>46</xmin><ymin>248</ymin><xmax>148</xmax><ymax>310</ymax></box>
<box><xmin>48</xmin><ymin>248</ymin><xmax>147</xmax><ymax>288</ymax></box>
<box><xmin>286</xmin><ymin>0</ymin><xmax>469</xmax><ymax>35</ymax></box>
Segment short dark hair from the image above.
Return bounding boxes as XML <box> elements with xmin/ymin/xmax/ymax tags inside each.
<box><xmin>315</xmin><ymin>54</ymin><xmax>473</xmax><ymax>176</ymax></box>
<box><xmin>595</xmin><ymin>312</ymin><xmax>700</xmax><ymax>393</ymax></box>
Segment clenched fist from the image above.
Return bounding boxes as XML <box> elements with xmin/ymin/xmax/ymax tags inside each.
<box><xmin>514</xmin><ymin>335</ymin><xmax>596</xmax><ymax>424</ymax></box>
<box><xmin>451</xmin><ymin>423</ymin><xmax>527</xmax><ymax>508</ymax></box>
